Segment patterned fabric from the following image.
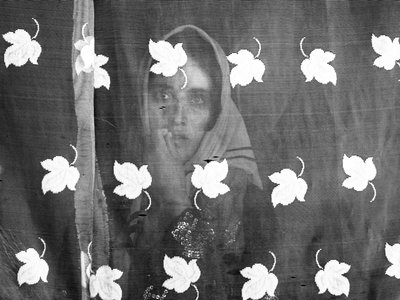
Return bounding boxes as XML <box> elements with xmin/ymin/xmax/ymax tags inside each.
<box><xmin>171</xmin><ymin>209</ymin><xmax>216</xmax><ymax>259</ymax></box>
<box><xmin>0</xmin><ymin>1</ymin><xmax>80</xmax><ymax>299</ymax></box>
<box><xmin>2</xmin><ymin>1</ymin><xmax>400</xmax><ymax>299</ymax></box>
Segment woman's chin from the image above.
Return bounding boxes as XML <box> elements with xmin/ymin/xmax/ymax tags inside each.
<box><xmin>170</xmin><ymin>147</ymin><xmax>193</xmax><ymax>164</ymax></box>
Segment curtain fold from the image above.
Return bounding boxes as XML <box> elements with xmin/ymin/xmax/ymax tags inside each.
<box><xmin>72</xmin><ymin>0</ymin><xmax>110</xmax><ymax>298</ymax></box>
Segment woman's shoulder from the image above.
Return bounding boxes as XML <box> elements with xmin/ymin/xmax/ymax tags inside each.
<box><xmin>244</xmin><ymin>175</ymin><xmax>276</xmax><ymax>219</ymax></box>
<box><xmin>242</xmin><ymin>182</ymin><xmax>277</xmax><ymax>263</ymax></box>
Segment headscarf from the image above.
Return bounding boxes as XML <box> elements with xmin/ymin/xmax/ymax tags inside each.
<box><xmin>140</xmin><ymin>24</ymin><xmax>263</xmax><ymax>190</ymax></box>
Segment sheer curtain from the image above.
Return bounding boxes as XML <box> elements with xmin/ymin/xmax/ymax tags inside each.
<box><xmin>1</xmin><ymin>0</ymin><xmax>400</xmax><ymax>299</ymax></box>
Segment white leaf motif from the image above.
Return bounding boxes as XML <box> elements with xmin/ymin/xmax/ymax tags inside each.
<box><xmin>3</xmin><ymin>25</ymin><xmax>42</xmax><ymax>68</ymax></box>
<box><xmin>268</xmin><ymin>168</ymin><xmax>307</xmax><ymax>207</ymax></box>
<box><xmin>162</xmin><ymin>255</ymin><xmax>201</xmax><ymax>294</ymax></box>
<box><xmin>227</xmin><ymin>49</ymin><xmax>265</xmax><ymax>88</ymax></box>
<box><xmin>300</xmin><ymin>48</ymin><xmax>337</xmax><ymax>85</ymax></box>
<box><xmin>240</xmin><ymin>263</ymin><xmax>278</xmax><ymax>299</ymax></box>
<box><xmin>385</xmin><ymin>243</ymin><xmax>400</xmax><ymax>279</ymax></box>
<box><xmin>74</xmin><ymin>25</ymin><xmax>110</xmax><ymax>89</ymax></box>
<box><xmin>315</xmin><ymin>259</ymin><xmax>351</xmax><ymax>297</ymax></box>
<box><xmin>81</xmin><ymin>38</ymin><xmax>96</xmax><ymax>69</ymax></box>
<box><xmin>113</xmin><ymin>161</ymin><xmax>152</xmax><ymax>199</ymax></box>
<box><xmin>75</xmin><ymin>36</ymin><xmax>94</xmax><ymax>74</ymax></box>
<box><xmin>94</xmin><ymin>66</ymin><xmax>110</xmax><ymax>89</ymax></box>
<box><xmin>92</xmin><ymin>51</ymin><xmax>110</xmax><ymax>89</ymax></box>
<box><xmin>191</xmin><ymin>159</ymin><xmax>230</xmax><ymax>199</ymax></box>
<box><xmin>15</xmin><ymin>238</ymin><xmax>49</xmax><ymax>286</ymax></box>
<box><xmin>371</xmin><ymin>34</ymin><xmax>400</xmax><ymax>70</ymax></box>
<box><xmin>342</xmin><ymin>154</ymin><xmax>377</xmax><ymax>202</ymax></box>
<box><xmin>41</xmin><ymin>156</ymin><xmax>80</xmax><ymax>194</ymax></box>
<box><xmin>89</xmin><ymin>265</ymin><xmax>123</xmax><ymax>300</ymax></box>
<box><xmin>149</xmin><ymin>39</ymin><xmax>188</xmax><ymax>77</ymax></box>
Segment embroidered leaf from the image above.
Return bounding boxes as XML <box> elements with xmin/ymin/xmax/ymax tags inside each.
<box><xmin>94</xmin><ymin>54</ymin><xmax>109</xmax><ymax>68</ymax></box>
<box><xmin>191</xmin><ymin>159</ymin><xmax>230</xmax><ymax>198</ymax></box>
<box><xmin>315</xmin><ymin>260</ymin><xmax>351</xmax><ymax>297</ymax></box>
<box><xmin>113</xmin><ymin>161</ymin><xmax>152</xmax><ymax>199</ymax></box>
<box><xmin>74</xmin><ymin>36</ymin><xmax>94</xmax><ymax>74</ymax></box>
<box><xmin>89</xmin><ymin>265</ymin><xmax>123</xmax><ymax>300</ymax></box>
<box><xmin>162</xmin><ymin>255</ymin><xmax>201</xmax><ymax>294</ymax></box>
<box><xmin>86</xmin><ymin>262</ymin><xmax>92</xmax><ymax>280</ymax></box>
<box><xmin>371</xmin><ymin>34</ymin><xmax>400</xmax><ymax>70</ymax></box>
<box><xmin>385</xmin><ymin>242</ymin><xmax>400</xmax><ymax>279</ymax></box>
<box><xmin>74</xmin><ymin>25</ymin><xmax>110</xmax><ymax>89</ymax></box>
<box><xmin>74</xmin><ymin>38</ymin><xmax>91</xmax><ymax>51</ymax></box>
<box><xmin>94</xmin><ymin>65</ymin><xmax>110</xmax><ymax>89</ymax></box>
<box><xmin>342</xmin><ymin>154</ymin><xmax>376</xmax><ymax>192</ymax></box>
<box><xmin>15</xmin><ymin>239</ymin><xmax>49</xmax><ymax>286</ymax></box>
<box><xmin>149</xmin><ymin>39</ymin><xmax>188</xmax><ymax>77</ymax></box>
<box><xmin>41</xmin><ymin>156</ymin><xmax>80</xmax><ymax>194</ymax></box>
<box><xmin>75</xmin><ymin>35</ymin><xmax>95</xmax><ymax>74</ymax></box>
<box><xmin>240</xmin><ymin>263</ymin><xmax>278</xmax><ymax>299</ymax></box>
<box><xmin>227</xmin><ymin>49</ymin><xmax>265</xmax><ymax>88</ymax></box>
<box><xmin>269</xmin><ymin>168</ymin><xmax>307</xmax><ymax>207</ymax></box>
<box><xmin>91</xmin><ymin>49</ymin><xmax>110</xmax><ymax>89</ymax></box>
<box><xmin>3</xmin><ymin>26</ymin><xmax>42</xmax><ymax>68</ymax></box>
<box><xmin>80</xmin><ymin>38</ymin><xmax>96</xmax><ymax>69</ymax></box>
<box><xmin>300</xmin><ymin>48</ymin><xmax>337</xmax><ymax>85</ymax></box>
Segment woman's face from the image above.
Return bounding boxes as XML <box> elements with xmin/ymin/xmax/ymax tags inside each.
<box><xmin>148</xmin><ymin>56</ymin><xmax>213</xmax><ymax>163</ymax></box>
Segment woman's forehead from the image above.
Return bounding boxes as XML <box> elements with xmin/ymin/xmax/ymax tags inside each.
<box><xmin>149</xmin><ymin>58</ymin><xmax>212</xmax><ymax>92</ymax></box>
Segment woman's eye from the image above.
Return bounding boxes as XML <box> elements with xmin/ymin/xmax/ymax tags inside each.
<box><xmin>159</xmin><ymin>92</ymin><xmax>171</xmax><ymax>101</ymax></box>
<box><xmin>191</xmin><ymin>96</ymin><xmax>203</xmax><ymax>104</ymax></box>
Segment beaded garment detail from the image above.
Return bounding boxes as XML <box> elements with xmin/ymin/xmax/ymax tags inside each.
<box><xmin>171</xmin><ymin>209</ymin><xmax>216</xmax><ymax>259</ymax></box>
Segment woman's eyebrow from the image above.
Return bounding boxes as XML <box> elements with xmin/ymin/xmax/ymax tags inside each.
<box><xmin>149</xmin><ymin>82</ymin><xmax>174</xmax><ymax>91</ymax></box>
<box><xmin>188</xmin><ymin>88</ymin><xmax>210</xmax><ymax>96</ymax></box>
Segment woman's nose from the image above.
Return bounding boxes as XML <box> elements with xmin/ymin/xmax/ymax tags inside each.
<box><xmin>171</xmin><ymin>101</ymin><xmax>187</xmax><ymax>125</ymax></box>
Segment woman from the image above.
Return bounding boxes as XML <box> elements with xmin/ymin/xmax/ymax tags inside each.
<box><xmin>127</xmin><ymin>25</ymin><xmax>276</xmax><ymax>300</ymax></box>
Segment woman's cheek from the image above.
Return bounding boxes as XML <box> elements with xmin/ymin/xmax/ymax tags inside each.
<box><xmin>190</xmin><ymin>107</ymin><xmax>211</xmax><ymax>131</ymax></box>
<box><xmin>148</xmin><ymin>103</ymin><xmax>168</xmax><ymax>129</ymax></box>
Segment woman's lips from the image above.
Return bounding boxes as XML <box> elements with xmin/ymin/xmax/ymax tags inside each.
<box><xmin>171</xmin><ymin>133</ymin><xmax>189</xmax><ymax>140</ymax></box>
<box><xmin>170</xmin><ymin>129</ymin><xmax>189</xmax><ymax>140</ymax></box>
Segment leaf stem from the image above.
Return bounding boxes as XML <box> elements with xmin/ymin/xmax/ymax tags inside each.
<box><xmin>82</xmin><ymin>23</ymin><xmax>88</xmax><ymax>43</ymax></box>
<box><xmin>38</xmin><ymin>237</ymin><xmax>46</xmax><ymax>258</ymax></box>
<box><xmin>87</xmin><ymin>241</ymin><xmax>93</xmax><ymax>262</ymax></box>
<box><xmin>144</xmin><ymin>190</ymin><xmax>152</xmax><ymax>211</ymax></box>
<box><xmin>180</xmin><ymin>68</ymin><xmax>188</xmax><ymax>89</ymax></box>
<box><xmin>369</xmin><ymin>182</ymin><xmax>377</xmax><ymax>202</ymax></box>
<box><xmin>300</xmin><ymin>37</ymin><xmax>308</xmax><ymax>58</ymax></box>
<box><xmin>296</xmin><ymin>156</ymin><xmax>305</xmax><ymax>177</ymax></box>
<box><xmin>253</xmin><ymin>37</ymin><xmax>262</xmax><ymax>58</ymax></box>
<box><xmin>32</xmin><ymin>18</ymin><xmax>39</xmax><ymax>39</ymax></box>
<box><xmin>269</xmin><ymin>251</ymin><xmax>277</xmax><ymax>272</ymax></box>
<box><xmin>70</xmin><ymin>144</ymin><xmax>78</xmax><ymax>165</ymax></box>
<box><xmin>192</xmin><ymin>284</ymin><xmax>199</xmax><ymax>300</ymax></box>
<box><xmin>315</xmin><ymin>248</ymin><xmax>323</xmax><ymax>269</ymax></box>
<box><xmin>193</xmin><ymin>190</ymin><xmax>201</xmax><ymax>210</ymax></box>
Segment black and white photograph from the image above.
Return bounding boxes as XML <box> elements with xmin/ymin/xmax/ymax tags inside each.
<box><xmin>1</xmin><ymin>1</ymin><xmax>400</xmax><ymax>299</ymax></box>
